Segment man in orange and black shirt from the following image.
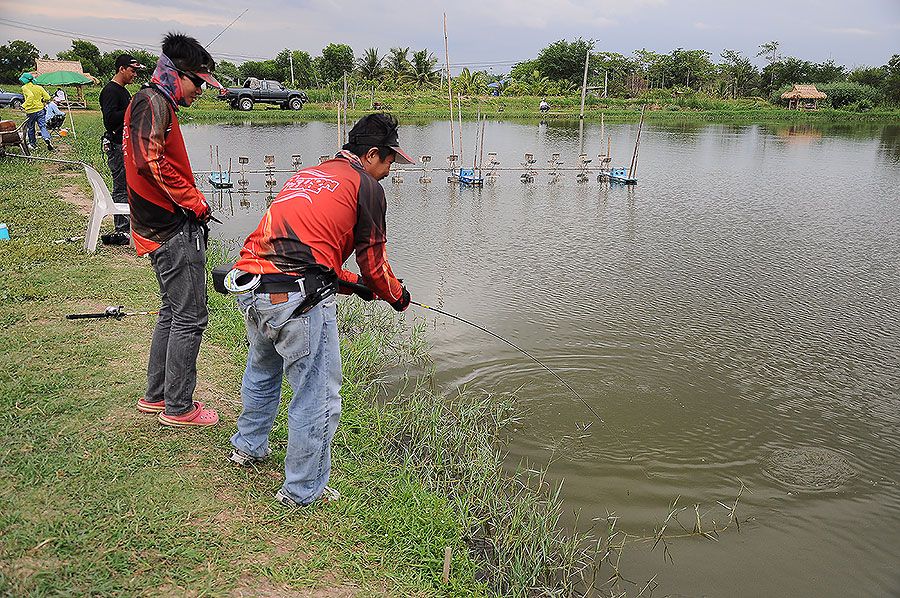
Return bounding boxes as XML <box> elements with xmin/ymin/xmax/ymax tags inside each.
<box><xmin>228</xmin><ymin>114</ymin><xmax>413</xmax><ymax>507</ymax></box>
<box><xmin>123</xmin><ymin>32</ymin><xmax>223</xmax><ymax>427</ymax></box>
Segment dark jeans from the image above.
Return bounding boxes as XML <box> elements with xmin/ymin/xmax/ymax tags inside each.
<box><xmin>146</xmin><ymin>219</ymin><xmax>209</xmax><ymax>415</ymax></box>
<box><xmin>105</xmin><ymin>142</ymin><xmax>130</xmax><ymax>233</ymax></box>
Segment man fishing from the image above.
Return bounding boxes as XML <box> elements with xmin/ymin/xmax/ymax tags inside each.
<box><xmin>123</xmin><ymin>32</ymin><xmax>223</xmax><ymax>427</ymax></box>
<box><xmin>227</xmin><ymin>113</ymin><xmax>413</xmax><ymax>507</ymax></box>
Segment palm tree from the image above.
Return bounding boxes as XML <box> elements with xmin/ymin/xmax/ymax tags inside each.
<box><xmin>454</xmin><ymin>68</ymin><xmax>487</xmax><ymax>95</ymax></box>
<box><xmin>386</xmin><ymin>47</ymin><xmax>412</xmax><ymax>82</ymax></box>
<box><xmin>357</xmin><ymin>47</ymin><xmax>383</xmax><ymax>80</ymax></box>
<box><xmin>409</xmin><ymin>49</ymin><xmax>439</xmax><ymax>88</ymax></box>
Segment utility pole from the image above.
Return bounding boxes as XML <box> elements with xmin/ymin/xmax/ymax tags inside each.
<box><xmin>603</xmin><ymin>70</ymin><xmax>608</xmax><ymax>98</ymax></box>
<box><xmin>289</xmin><ymin>52</ymin><xmax>295</xmax><ymax>86</ymax></box>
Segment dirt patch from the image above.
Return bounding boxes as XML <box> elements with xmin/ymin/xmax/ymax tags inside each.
<box><xmin>230</xmin><ymin>573</ymin><xmax>357</xmax><ymax>598</ymax></box>
<box><xmin>56</xmin><ymin>184</ymin><xmax>92</xmax><ymax>213</ymax></box>
<box><xmin>3</xmin><ymin>555</ymin><xmax>62</xmax><ymax>586</ymax></box>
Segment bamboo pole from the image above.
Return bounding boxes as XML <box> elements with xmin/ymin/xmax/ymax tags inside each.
<box><xmin>443</xmin><ymin>13</ymin><xmax>455</xmax><ymax>157</ymax></box>
<box><xmin>472</xmin><ymin>107</ymin><xmax>479</xmax><ymax>170</ymax></box>
<box><xmin>578</xmin><ymin>46</ymin><xmax>590</xmax><ymax>154</ymax></box>
<box><xmin>629</xmin><ymin>104</ymin><xmax>645</xmax><ymax>178</ymax></box>
<box><xmin>478</xmin><ymin>115</ymin><xmax>486</xmax><ymax>179</ymax></box>
<box><xmin>457</xmin><ymin>93</ymin><xmax>463</xmax><ymax>164</ymax></box>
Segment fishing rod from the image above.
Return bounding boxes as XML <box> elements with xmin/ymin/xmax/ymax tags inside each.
<box><xmin>410</xmin><ymin>300</ymin><xmax>604</xmax><ymax>424</ymax></box>
<box><xmin>207</xmin><ymin>8</ymin><xmax>249</xmax><ymax>47</ymax></box>
<box><xmin>66</xmin><ymin>306</ymin><xmax>158</xmax><ymax>320</ymax></box>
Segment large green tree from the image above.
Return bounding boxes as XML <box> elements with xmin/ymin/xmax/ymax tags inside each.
<box><xmin>534</xmin><ymin>38</ymin><xmax>594</xmax><ymax>85</ymax></box>
<box><xmin>319</xmin><ymin>43</ymin><xmax>354</xmax><ymax>85</ymax></box>
<box><xmin>274</xmin><ymin>49</ymin><xmax>316</xmax><ymax>87</ymax></box>
<box><xmin>238</xmin><ymin>60</ymin><xmax>282</xmax><ymax>82</ymax></box>
<box><xmin>719</xmin><ymin>49</ymin><xmax>759</xmax><ymax>97</ymax></box>
<box><xmin>0</xmin><ymin>40</ymin><xmax>39</xmax><ymax>84</ymax></box>
<box><xmin>883</xmin><ymin>54</ymin><xmax>900</xmax><ymax>104</ymax></box>
<box><xmin>57</xmin><ymin>39</ymin><xmax>102</xmax><ymax>76</ymax></box>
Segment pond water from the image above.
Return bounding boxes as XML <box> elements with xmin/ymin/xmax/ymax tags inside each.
<box><xmin>183</xmin><ymin>118</ymin><xmax>900</xmax><ymax>597</ymax></box>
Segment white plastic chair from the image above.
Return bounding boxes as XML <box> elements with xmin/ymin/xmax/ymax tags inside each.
<box><xmin>83</xmin><ymin>164</ymin><xmax>130</xmax><ymax>253</ymax></box>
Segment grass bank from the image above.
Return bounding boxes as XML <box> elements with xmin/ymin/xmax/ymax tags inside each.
<box><xmin>0</xmin><ymin>113</ymin><xmax>606</xmax><ymax>596</ymax></box>
<box><xmin>66</xmin><ymin>85</ymin><xmax>900</xmax><ymax>123</ymax></box>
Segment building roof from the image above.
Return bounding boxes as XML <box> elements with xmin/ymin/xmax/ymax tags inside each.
<box><xmin>781</xmin><ymin>84</ymin><xmax>827</xmax><ymax>100</ymax></box>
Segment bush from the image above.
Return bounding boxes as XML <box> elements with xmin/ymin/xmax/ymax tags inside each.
<box><xmin>817</xmin><ymin>81</ymin><xmax>881</xmax><ymax>108</ymax></box>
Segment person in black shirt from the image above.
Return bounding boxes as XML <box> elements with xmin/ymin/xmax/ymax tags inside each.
<box><xmin>99</xmin><ymin>54</ymin><xmax>145</xmax><ymax>243</ymax></box>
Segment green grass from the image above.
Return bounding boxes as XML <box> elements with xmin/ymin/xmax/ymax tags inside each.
<box><xmin>0</xmin><ymin>114</ymin><xmax>610</xmax><ymax>596</ymax></box>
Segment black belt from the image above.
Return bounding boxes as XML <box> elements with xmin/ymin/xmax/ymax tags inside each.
<box><xmin>255</xmin><ymin>279</ymin><xmax>309</xmax><ymax>294</ymax></box>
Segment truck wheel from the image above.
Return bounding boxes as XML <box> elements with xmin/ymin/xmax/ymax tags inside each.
<box><xmin>10</xmin><ymin>99</ymin><xmax>21</xmax><ymax>109</ymax></box>
<box><xmin>239</xmin><ymin>97</ymin><xmax>254</xmax><ymax>111</ymax></box>
<box><xmin>289</xmin><ymin>97</ymin><xmax>303</xmax><ymax>110</ymax></box>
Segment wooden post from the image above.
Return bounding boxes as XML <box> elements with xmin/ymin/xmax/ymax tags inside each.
<box><xmin>442</xmin><ymin>546</ymin><xmax>452</xmax><ymax>584</ymax></box>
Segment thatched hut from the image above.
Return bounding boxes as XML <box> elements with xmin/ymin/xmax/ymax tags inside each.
<box><xmin>781</xmin><ymin>84</ymin><xmax>827</xmax><ymax>110</ymax></box>
<box><xmin>31</xmin><ymin>59</ymin><xmax>98</xmax><ymax>108</ymax></box>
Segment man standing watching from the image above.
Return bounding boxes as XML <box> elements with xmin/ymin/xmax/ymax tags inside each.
<box><xmin>123</xmin><ymin>32</ymin><xmax>222</xmax><ymax>427</ymax></box>
<box><xmin>228</xmin><ymin>113</ymin><xmax>413</xmax><ymax>507</ymax></box>
<box><xmin>100</xmin><ymin>54</ymin><xmax>145</xmax><ymax>245</ymax></box>
<box><xmin>19</xmin><ymin>72</ymin><xmax>52</xmax><ymax>152</ymax></box>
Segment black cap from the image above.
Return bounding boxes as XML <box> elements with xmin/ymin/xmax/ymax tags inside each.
<box><xmin>347</xmin><ymin>113</ymin><xmax>414</xmax><ymax>164</ymax></box>
<box><xmin>115</xmin><ymin>54</ymin><xmax>146</xmax><ymax>71</ymax></box>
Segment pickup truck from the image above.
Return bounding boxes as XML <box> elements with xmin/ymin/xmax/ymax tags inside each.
<box><xmin>0</xmin><ymin>88</ymin><xmax>25</xmax><ymax>109</ymax></box>
<box><xmin>218</xmin><ymin>78</ymin><xmax>308</xmax><ymax>111</ymax></box>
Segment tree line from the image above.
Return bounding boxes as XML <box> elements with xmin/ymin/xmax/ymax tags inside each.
<box><xmin>2</xmin><ymin>37</ymin><xmax>898</xmax><ymax>109</ymax></box>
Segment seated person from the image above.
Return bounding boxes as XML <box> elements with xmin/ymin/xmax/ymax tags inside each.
<box><xmin>44</xmin><ymin>100</ymin><xmax>65</xmax><ymax>130</ymax></box>
<box><xmin>539</xmin><ymin>99</ymin><xmax>550</xmax><ymax>113</ymax></box>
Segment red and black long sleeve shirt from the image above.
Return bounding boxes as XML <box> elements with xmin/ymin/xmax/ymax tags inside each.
<box><xmin>235</xmin><ymin>151</ymin><xmax>404</xmax><ymax>303</ymax></box>
<box><xmin>122</xmin><ymin>86</ymin><xmax>209</xmax><ymax>255</ymax></box>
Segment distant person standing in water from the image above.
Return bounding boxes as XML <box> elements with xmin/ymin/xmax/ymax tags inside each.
<box><xmin>100</xmin><ymin>54</ymin><xmax>146</xmax><ymax>244</ymax></box>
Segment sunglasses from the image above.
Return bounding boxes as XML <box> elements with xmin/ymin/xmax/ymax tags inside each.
<box><xmin>178</xmin><ymin>70</ymin><xmax>206</xmax><ymax>89</ymax></box>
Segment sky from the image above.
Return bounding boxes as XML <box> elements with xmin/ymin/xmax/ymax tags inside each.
<box><xmin>0</xmin><ymin>0</ymin><xmax>898</xmax><ymax>74</ymax></box>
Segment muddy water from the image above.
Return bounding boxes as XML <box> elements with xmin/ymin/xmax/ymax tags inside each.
<box><xmin>184</xmin><ymin>119</ymin><xmax>900</xmax><ymax>597</ymax></box>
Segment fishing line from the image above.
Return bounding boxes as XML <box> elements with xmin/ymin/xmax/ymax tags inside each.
<box><xmin>411</xmin><ymin>300</ymin><xmax>604</xmax><ymax>424</ymax></box>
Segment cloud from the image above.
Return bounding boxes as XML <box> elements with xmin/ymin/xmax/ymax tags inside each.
<box><xmin>11</xmin><ymin>0</ymin><xmax>233</xmax><ymax>28</ymax></box>
<box><xmin>821</xmin><ymin>27</ymin><xmax>878</xmax><ymax>36</ymax></box>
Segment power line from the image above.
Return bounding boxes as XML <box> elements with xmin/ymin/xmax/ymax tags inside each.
<box><xmin>0</xmin><ymin>17</ymin><xmax>533</xmax><ymax>70</ymax></box>
<box><xmin>0</xmin><ymin>17</ymin><xmax>269</xmax><ymax>61</ymax></box>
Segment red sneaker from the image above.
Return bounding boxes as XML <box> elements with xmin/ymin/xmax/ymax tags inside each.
<box><xmin>157</xmin><ymin>402</ymin><xmax>219</xmax><ymax>427</ymax></box>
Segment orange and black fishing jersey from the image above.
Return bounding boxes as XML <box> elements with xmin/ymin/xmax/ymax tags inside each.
<box><xmin>122</xmin><ymin>86</ymin><xmax>210</xmax><ymax>255</ymax></box>
<box><xmin>235</xmin><ymin>151</ymin><xmax>404</xmax><ymax>303</ymax></box>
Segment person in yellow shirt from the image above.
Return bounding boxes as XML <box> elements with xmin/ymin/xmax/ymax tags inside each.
<box><xmin>19</xmin><ymin>72</ymin><xmax>53</xmax><ymax>152</ymax></box>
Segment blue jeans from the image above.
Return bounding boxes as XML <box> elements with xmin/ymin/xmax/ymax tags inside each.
<box><xmin>25</xmin><ymin>109</ymin><xmax>49</xmax><ymax>144</ymax></box>
<box><xmin>231</xmin><ymin>288</ymin><xmax>342</xmax><ymax>505</ymax></box>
